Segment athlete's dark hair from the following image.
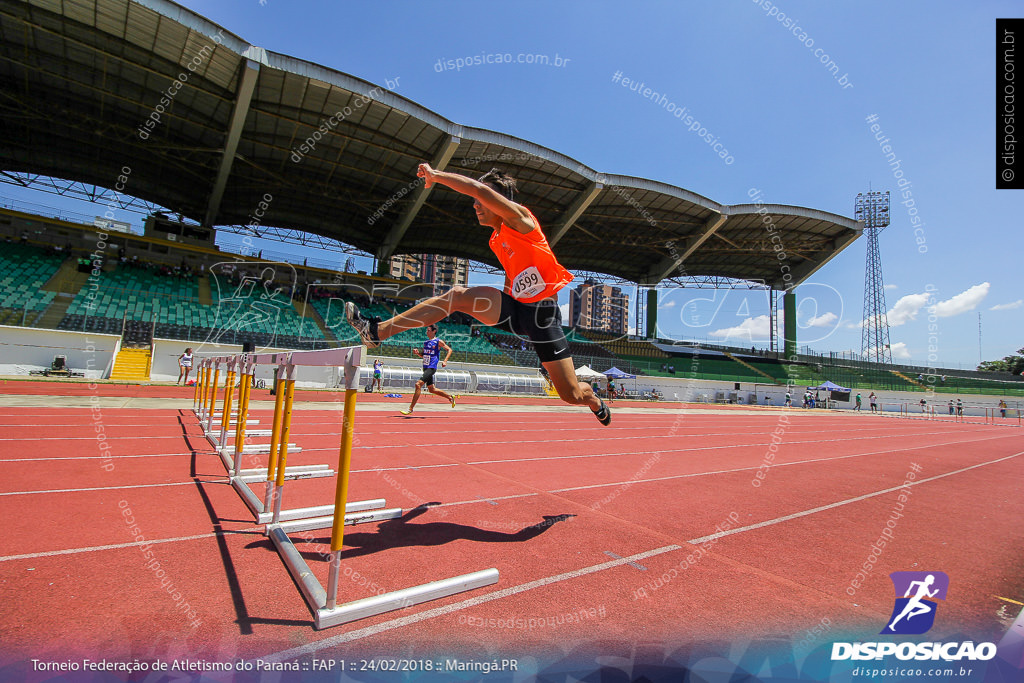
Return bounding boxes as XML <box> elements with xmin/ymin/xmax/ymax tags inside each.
<box><xmin>478</xmin><ymin>168</ymin><xmax>517</xmax><ymax>201</ymax></box>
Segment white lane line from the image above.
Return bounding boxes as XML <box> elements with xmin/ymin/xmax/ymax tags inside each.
<box><xmin>0</xmin><ymin>481</ymin><xmax>206</xmax><ymax>497</ymax></box>
<box><xmin>0</xmin><ymin>435</ymin><xmax>183</xmax><ymax>441</ymax></box>
<box><xmin>256</xmin><ymin>543</ymin><xmax>682</xmax><ymax>660</ymax></box>
<box><xmin>687</xmin><ymin>450</ymin><xmax>1024</xmax><ymax>545</ymax></box>
<box><xmin>0</xmin><ymin>453</ymin><xmax>196</xmax><ymax>462</ymax></box>
<box><xmin>548</xmin><ymin>434</ymin><xmax>1018</xmax><ymax>494</ymax></box>
<box><xmin>0</xmin><ymin>530</ymin><xmax>258</xmax><ymax>563</ymax></box>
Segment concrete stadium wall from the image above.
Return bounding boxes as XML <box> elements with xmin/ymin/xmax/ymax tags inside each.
<box><xmin>1</xmin><ymin>329</ymin><xmax>1019</xmax><ymax>418</ymax></box>
<box><xmin>0</xmin><ymin>325</ymin><xmax>119</xmax><ymax>379</ymax></box>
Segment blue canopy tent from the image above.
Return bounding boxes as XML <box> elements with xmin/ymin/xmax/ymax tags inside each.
<box><xmin>603</xmin><ymin>366</ymin><xmax>636</xmax><ymax>397</ymax></box>
<box><xmin>806</xmin><ymin>380</ymin><xmax>852</xmax><ymax>406</ymax></box>
<box><xmin>807</xmin><ymin>380</ymin><xmax>850</xmax><ymax>392</ymax></box>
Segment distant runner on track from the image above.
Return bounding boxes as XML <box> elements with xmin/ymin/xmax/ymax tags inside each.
<box><xmin>400</xmin><ymin>324</ymin><xmax>455</xmax><ymax>415</ymax></box>
<box><xmin>348</xmin><ymin>164</ymin><xmax>611</xmax><ymax>425</ymax></box>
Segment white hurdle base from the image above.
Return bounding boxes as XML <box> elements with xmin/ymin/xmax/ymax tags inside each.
<box><xmin>272</xmin><ymin>508</ymin><xmax>404</xmax><ymax>534</ymax></box>
<box><xmin>229</xmin><ymin>476</ymin><xmax>372</xmax><ymax>524</ymax></box>
<box><xmin>315</xmin><ymin>569</ymin><xmax>500</xmax><ymax>629</ymax></box>
<box><xmin>216</xmin><ymin>443</ymin><xmax>303</xmax><ymax>455</ymax></box>
<box><xmin>267</xmin><ymin>524</ymin><xmax>499</xmax><ymax>630</ymax></box>
<box><xmin>236</xmin><ymin>470</ymin><xmax>333</xmax><ymax>484</ymax></box>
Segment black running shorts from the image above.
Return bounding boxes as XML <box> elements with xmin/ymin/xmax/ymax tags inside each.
<box><xmin>418</xmin><ymin>367</ymin><xmax>437</xmax><ymax>386</ymax></box>
<box><xmin>493</xmin><ymin>293</ymin><xmax>570</xmax><ymax>364</ymax></box>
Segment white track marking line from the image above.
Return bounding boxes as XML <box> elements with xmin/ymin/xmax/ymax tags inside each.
<box><xmin>687</xmin><ymin>450</ymin><xmax>1024</xmax><ymax>544</ymax></box>
<box><xmin>0</xmin><ymin>481</ymin><xmax>204</xmax><ymax>497</ymax></box>
<box><xmin>0</xmin><ymin>530</ymin><xmax>258</xmax><ymax>563</ymax></box>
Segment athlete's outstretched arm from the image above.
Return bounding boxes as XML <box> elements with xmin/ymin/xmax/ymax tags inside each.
<box><xmin>417</xmin><ymin>163</ymin><xmax>535</xmax><ymax>234</ymax></box>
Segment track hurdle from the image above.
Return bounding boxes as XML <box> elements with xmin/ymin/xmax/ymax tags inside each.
<box><xmin>257</xmin><ymin>345</ymin><xmax>499</xmax><ymax>629</ymax></box>
<box><xmin>206</xmin><ymin>350</ymin><xmax>383</xmax><ymax>525</ymax></box>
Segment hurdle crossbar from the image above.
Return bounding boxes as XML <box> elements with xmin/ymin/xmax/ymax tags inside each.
<box><xmin>258</xmin><ymin>344</ymin><xmax>499</xmax><ymax>629</ymax></box>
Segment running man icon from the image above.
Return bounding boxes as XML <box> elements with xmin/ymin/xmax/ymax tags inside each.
<box><xmin>882</xmin><ymin>571</ymin><xmax>949</xmax><ymax>635</ymax></box>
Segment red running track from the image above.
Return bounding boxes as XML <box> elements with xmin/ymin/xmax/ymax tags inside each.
<box><xmin>0</xmin><ymin>398</ymin><xmax>1021</xmax><ymax>671</ymax></box>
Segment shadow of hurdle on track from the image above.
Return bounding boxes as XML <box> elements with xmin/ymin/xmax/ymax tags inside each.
<box><xmin>247</xmin><ymin>503</ymin><xmax>577</xmax><ymax>563</ymax></box>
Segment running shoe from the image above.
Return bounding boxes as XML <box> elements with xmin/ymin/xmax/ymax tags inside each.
<box><xmin>450</xmin><ymin>395</ymin><xmax>457</xmax><ymax>409</ymax></box>
<box><xmin>400</xmin><ymin>409</ymin><xmax>413</xmax><ymax>415</ymax></box>
<box><xmin>345</xmin><ymin>302</ymin><xmax>381</xmax><ymax>348</ymax></box>
<box><xmin>593</xmin><ymin>398</ymin><xmax>612</xmax><ymax>426</ymax></box>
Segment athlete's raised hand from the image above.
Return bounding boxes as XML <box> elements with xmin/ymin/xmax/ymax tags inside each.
<box><xmin>417</xmin><ymin>163</ymin><xmax>436</xmax><ymax>188</ymax></box>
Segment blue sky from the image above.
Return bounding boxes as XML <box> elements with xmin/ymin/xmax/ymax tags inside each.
<box><xmin>4</xmin><ymin>1</ymin><xmax>1020</xmax><ymax>369</ymax></box>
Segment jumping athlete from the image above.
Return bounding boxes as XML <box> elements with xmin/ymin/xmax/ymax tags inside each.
<box><xmin>347</xmin><ymin>164</ymin><xmax>611</xmax><ymax>425</ymax></box>
<box><xmin>400</xmin><ymin>324</ymin><xmax>456</xmax><ymax>415</ymax></box>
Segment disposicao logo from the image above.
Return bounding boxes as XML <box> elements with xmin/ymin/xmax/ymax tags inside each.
<box><xmin>882</xmin><ymin>571</ymin><xmax>948</xmax><ymax>635</ymax></box>
<box><xmin>831</xmin><ymin>571</ymin><xmax>998</xmax><ymax>662</ymax></box>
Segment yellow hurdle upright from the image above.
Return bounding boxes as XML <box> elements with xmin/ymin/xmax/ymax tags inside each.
<box><xmin>330</xmin><ymin>388</ymin><xmax>359</xmax><ymax>555</ymax></box>
<box><xmin>218</xmin><ymin>365</ymin><xmax>237</xmax><ymax>445</ymax></box>
<box><xmin>193</xmin><ymin>364</ymin><xmax>203</xmax><ymax>408</ymax></box>
<box><xmin>232</xmin><ymin>359</ymin><xmax>252</xmax><ymax>477</ymax></box>
<box><xmin>263</xmin><ymin>373</ymin><xmax>288</xmax><ymax>513</ymax></box>
<box><xmin>205</xmin><ymin>363</ymin><xmax>220</xmax><ymax>432</ymax></box>
<box><xmin>271</xmin><ymin>366</ymin><xmax>297</xmax><ymax>522</ymax></box>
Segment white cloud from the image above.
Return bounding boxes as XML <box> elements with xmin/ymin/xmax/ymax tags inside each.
<box><xmin>884</xmin><ymin>284</ymin><xmax>898</xmax><ymax>291</ymax></box>
<box><xmin>709</xmin><ymin>315</ymin><xmax>771</xmax><ymax>340</ymax></box>
<box><xmin>559</xmin><ymin>303</ymin><xmax>569</xmax><ymax>320</ymax></box>
<box><xmin>933</xmin><ymin>282</ymin><xmax>989</xmax><ymax>318</ymax></box>
<box><xmin>805</xmin><ymin>311</ymin><xmax>838</xmax><ymax>328</ymax></box>
<box><xmin>886</xmin><ymin>292</ymin><xmax>931</xmax><ymax>327</ymax></box>
<box><xmin>990</xmin><ymin>299</ymin><xmax>1023</xmax><ymax>311</ymax></box>
<box><xmin>662</xmin><ymin>300</ymin><xmax>677</xmax><ymax>308</ymax></box>
<box><xmin>865</xmin><ymin>342</ymin><xmax>911</xmax><ymax>360</ymax></box>
<box><xmin>888</xmin><ymin>342</ymin><xmax>912</xmax><ymax>359</ymax></box>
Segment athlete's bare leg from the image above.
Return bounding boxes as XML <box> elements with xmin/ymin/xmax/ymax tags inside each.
<box><xmin>543</xmin><ymin>357</ymin><xmax>602</xmax><ymax>411</ymax></box>
<box><xmin>405</xmin><ymin>380</ymin><xmax>425</xmax><ymax>413</ymax></box>
<box><xmin>427</xmin><ymin>384</ymin><xmax>453</xmax><ymax>404</ymax></box>
<box><xmin>377</xmin><ymin>286</ymin><xmax>503</xmax><ymax>340</ymax></box>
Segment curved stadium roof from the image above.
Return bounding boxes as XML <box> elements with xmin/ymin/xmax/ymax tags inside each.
<box><xmin>0</xmin><ymin>0</ymin><xmax>862</xmax><ymax>288</ymax></box>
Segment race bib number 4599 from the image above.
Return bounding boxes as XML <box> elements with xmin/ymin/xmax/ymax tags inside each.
<box><xmin>511</xmin><ymin>267</ymin><xmax>545</xmax><ymax>300</ymax></box>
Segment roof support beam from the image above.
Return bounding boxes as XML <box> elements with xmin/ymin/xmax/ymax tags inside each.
<box><xmin>641</xmin><ymin>211</ymin><xmax>727</xmax><ymax>285</ymax></box>
<box><xmin>548</xmin><ymin>180</ymin><xmax>603</xmax><ymax>247</ymax></box>
<box><xmin>203</xmin><ymin>57</ymin><xmax>260</xmax><ymax>227</ymax></box>
<box><xmin>376</xmin><ymin>135</ymin><xmax>461</xmax><ymax>264</ymax></box>
<box><xmin>775</xmin><ymin>230</ymin><xmax>860</xmax><ymax>289</ymax></box>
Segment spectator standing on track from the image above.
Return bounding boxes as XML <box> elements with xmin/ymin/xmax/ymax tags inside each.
<box><xmin>999</xmin><ymin>399</ymin><xmax>1007</xmax><ymax>418</ymax></box>
<box><xmin>372</xmin><ymin>358</ymin><xmax>385</xmax><ymax>393</ymax></box>
<box><xmin>854</xmin><ymin>393</ymin><xmax>862</xmax><ymax>411</ymax></box>
<box><xmin>869</xmin><ymin>392</ymin><xmax>878</xmax><ymax>413</ymax></box>
<box><xmin>948</xmin><ymin>399</ymin><xmax>955</xmax><ymax>415</ymax></box>
<box><xmin>785</xmin><ymin>390</ymin><xmax>792</xmax><ymax>408</ymax></box>
<box><xmin>176</xmin><ymin>347</ymin><xmax>193</xmax><ymax>385</ymax></box>
<box><xmin>607</xmin><ymin>377</ymin><xmax>616</xmax><ymax>400</ymax></box>
<box><xmin>920</xmin><ymin>397</ymin><xmax>927</xmax><ymax>413</ymax></box>
<box><xmin>956</xmin><ymin>398</ymin><xmax>964</xmax><ymax>416</ymax></box>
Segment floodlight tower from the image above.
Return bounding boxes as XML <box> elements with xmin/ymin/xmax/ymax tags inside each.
<box><xmin>856</xmin><ymin>191</ymin><xmax>892</xmax><ymax>363</ymax></box>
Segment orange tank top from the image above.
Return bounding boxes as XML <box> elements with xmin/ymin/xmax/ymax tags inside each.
<box><xmin>488</xmin><ymin>209</ymin><xmax>573</xmax><ymax>303</ymax></box>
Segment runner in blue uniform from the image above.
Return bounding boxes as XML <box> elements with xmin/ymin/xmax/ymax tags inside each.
<box><xmin>401</xmin><ymin>324</ymin><xmax>456</xmax><ymax>415</ymax></box>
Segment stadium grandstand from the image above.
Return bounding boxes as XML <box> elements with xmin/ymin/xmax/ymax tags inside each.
<box><xmin>0</xmin><ymin>0</ymin><xmax>1021</xmax><ymax>404</ymax></box>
